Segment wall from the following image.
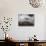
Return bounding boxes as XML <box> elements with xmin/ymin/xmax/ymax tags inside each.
<box><xmin>0</xmin><ymin>0</ymin><xmax>46</xmax><ymax>40</ymax></box>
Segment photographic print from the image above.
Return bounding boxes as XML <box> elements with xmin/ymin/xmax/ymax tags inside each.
<box><xmin>18</xmin><ymin>14</ymin><xmax>34</xmax><ymax>26</ymax></box>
